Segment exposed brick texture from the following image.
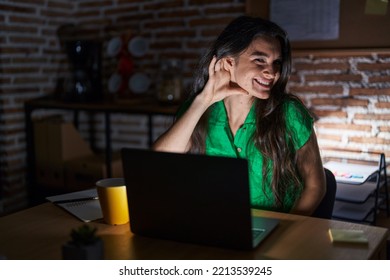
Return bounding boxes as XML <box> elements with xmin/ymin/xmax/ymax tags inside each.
<box><xmin>290</xmin><ymin>50</ymin><xmax>390</xmax><ymax>167</ymax></box>
<box><xmin>0</xmin><ymin>0</ymin><xmax>389</xmax><ymax>214</ymax></box>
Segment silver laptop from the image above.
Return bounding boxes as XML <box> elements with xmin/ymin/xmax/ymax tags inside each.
<box><xmin>121</xmin><ymin>148</ymin><xmax>279</xmax><ymax>250</ymax></box>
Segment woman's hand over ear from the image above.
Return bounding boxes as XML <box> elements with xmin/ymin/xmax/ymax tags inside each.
<box><xmin>198</xmin><ymin>56</ymin><xmax>248</xmax><ymax>106</ymax></box>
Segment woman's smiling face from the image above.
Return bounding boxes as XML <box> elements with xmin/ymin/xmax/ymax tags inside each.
<box><xmin>228</xmin><ymin>35</ymin><xmax>282</xmax><ymax>99</ymax></box>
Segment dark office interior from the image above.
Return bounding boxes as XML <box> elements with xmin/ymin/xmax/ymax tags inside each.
<box><xmin>0</xmin><ymin>0</ymin><xmax>389</xmax><ymax>260</ymax></box>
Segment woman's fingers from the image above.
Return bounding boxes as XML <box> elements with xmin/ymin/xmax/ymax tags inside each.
<box><xmin>214</xmin><ymin>59</ymin><xmax>222</xmax><ymax>72</ymax></box>
<box><xmin>203</xmin><ymin>56</ymin><xmax>248</xmax><ymax>104</ymax></box>
<box><xmin>214</xmin><ymin>70</ymin><xmax>248</xmax><ymax>98</ymax></box>
<box><xmin>208</xmin><ymin>56</ymin><xmax>217</xmax><ymax>77</ymax></box>
<box><xmin>208</xmin><ymin>56</ymin><xmax>225</xmax><ymax>76</ymax></box>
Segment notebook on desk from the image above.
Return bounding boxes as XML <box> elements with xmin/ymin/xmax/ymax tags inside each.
<box><xmin>46</xmin><ymin>188</ymin><xmax>102</xmax><ymax>222</ymax></box>
<box><xmin>121</xmin><ymin>148</ymin><xmax>279</xmax><ymax>250</ymax></box>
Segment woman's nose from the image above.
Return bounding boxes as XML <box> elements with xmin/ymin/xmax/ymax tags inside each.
<box><xmin>263</xmin><ymin>65</ymin><xmax>276</xmax><ymax>78</ymax></box>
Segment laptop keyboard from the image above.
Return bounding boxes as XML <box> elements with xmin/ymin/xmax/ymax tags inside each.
<box><xmin>252</xmin><ymin>228</ymin><xmax>265</xmax><ymax>239</ymax></box>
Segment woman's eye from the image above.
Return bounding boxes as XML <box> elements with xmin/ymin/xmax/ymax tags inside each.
<box><xmin>274</xmin><ymin>59</ymin><xmax>282</xmax><ymax>66</ymax></box>
<box><xmin>255</xmin><ymin>58</ymin><xmax>266</xmax><ymax>63</ymax></box>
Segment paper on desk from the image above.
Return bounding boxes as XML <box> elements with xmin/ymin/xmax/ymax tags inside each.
<box><xmin>46</xmin><ymin>189</ymin><xmax>103</xmax><ymax>222</ymax></box>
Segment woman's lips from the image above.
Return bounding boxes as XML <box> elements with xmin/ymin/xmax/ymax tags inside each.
<box><xmin>254</xmin><ymin>77</ymin><xmax>272</xmax><ymax>89</ymax></box>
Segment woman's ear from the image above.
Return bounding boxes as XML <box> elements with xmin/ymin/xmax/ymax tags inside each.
<box><xmin>222</xmin><ymin>56</ymin><xmax>235</xmax><ymax>71</ymax></box>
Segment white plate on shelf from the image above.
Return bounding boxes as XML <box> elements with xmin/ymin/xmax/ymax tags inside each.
<box><xmin>108</xmin><ymin>73</ymin><xmax>122</xmax><ymax>93</ymax></box>
<box><xmin>106</xmin><ymin>36</ymin><xmax>122</xmax><ymax>57</ymax></box>
<box><xmin>128</xmin><ymin>36</ymin><xmax>148</xmax><ymax>57</ymax></box>
<box><xmin>128</xmin><ymin>72</ymin><xmax>151</xmax><ymax>94</ymax></box>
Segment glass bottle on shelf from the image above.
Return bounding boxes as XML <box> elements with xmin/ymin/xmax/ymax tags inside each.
<box><xmin>157</xmin><ymin>59</ymin><xmax>183</xmax><ymax>104</ymax></box>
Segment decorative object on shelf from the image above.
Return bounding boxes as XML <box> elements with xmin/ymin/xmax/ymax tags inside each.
<box><xmin>157</xmin><ymin>59</ymin><xmax>183</xmax><ymax>104</ymax></box>
<box><xmin>128</xmin><ymin>72</ymin><xmax>151</xmax><ymax>94</ymax></box>
<box><xmin>127</xmin><ymin>36</ymin><xmax>149</xmax><ymax>57</ymax></box>
<box><xmin>106</xmin><ymin>36</ymin><xmax>122</xmax><ymax>57</ymax></box>
<box><xmin>63</xmin><ymin>39</ymin><xmax>103</xmax><ymax>103</ymax></box>
<box><xmin>62</xmin><ymin>224</ymin><xmax>104</xmax><ymax>260</ymax></box>
<box><xmin>107</xmin><ymin>72</ymin><xmax>122</xmax><ymax>94</ymax></box>
<box><xmin>106</xmin><ymin>31</ymin><xmax>150</xmax><ymax>99</ymax></box>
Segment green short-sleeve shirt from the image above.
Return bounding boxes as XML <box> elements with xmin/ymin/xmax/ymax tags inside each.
<box><xmin>206</xmin><ymin>99</ymin><xmax>313</xmax><ymax>212</ymax></box>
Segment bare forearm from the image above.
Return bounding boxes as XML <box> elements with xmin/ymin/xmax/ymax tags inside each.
<box><xmin>291</xmin><ymin>179</ymin><xmax>325</xmax><ymax>216</ymax></box>
<box><xmin>152</xmin><ymin>95</ymin><xmax>210</xmax><ymax>153</ymax></box>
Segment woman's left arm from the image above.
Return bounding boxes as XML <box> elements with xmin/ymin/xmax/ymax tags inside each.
<box><xmin>290</xmin><ymin>131</ymin><xmax>326</xmax><ymax>216</ymax></box>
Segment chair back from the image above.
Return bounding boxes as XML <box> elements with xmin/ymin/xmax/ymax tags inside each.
<box><xmin>312</xmin><ymin>168</ymin><xmax>337</xmax><ymax>219</ymax></box>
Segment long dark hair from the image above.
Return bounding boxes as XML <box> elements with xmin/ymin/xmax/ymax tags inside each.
<box><xmin>188</xmin><ymin>16</ymin><xmax>303</xmax><ymax>208</ymax></box>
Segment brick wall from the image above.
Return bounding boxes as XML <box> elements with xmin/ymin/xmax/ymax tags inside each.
<box><xmin>290</xmin><ymin>50</ymin><xmax>390</xmax><ymax>164</ymax></box>
<box><xmin>1</xmin><ymin>0</ymin><xmax>75</xmax><ymax>213</ymax></box>
<box><xmin>0</xmin><ymin>0</ymin><xmax>389</xmax><ymax>214</ymax></box>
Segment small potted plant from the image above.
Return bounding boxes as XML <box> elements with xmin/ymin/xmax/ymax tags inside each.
<box><xmin>62</xmin><ymin>224</ymin><xmax>104</xmax><ymax>260</ymax></box>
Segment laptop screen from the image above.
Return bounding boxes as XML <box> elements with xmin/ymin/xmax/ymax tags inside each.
<box><xmin>121</xmin><ymin>148</ymin><xmax>276</xmax><ymax>250</ymax></box>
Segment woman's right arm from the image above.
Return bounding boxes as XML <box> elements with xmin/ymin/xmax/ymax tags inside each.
<box><xmin>152</xmin><ymin>56</ymin><xmax>248</xmax><ymax>153</ymax></box>
<box><xmin>152</xmin><ymin>95</ymin><xmax>210</xmax><ymax>153</ymax></box>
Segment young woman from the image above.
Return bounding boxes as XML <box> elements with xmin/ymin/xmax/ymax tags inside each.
<box><xmin>153</xmin><ymin>16</ymin><xmax>326</xmax><ymax>216</ymax></box>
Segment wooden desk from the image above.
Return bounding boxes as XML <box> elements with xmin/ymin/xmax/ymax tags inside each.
<box><xmin>0</xmin><ymin>203</ymin><xmax>388</xmax><ymax>260</ymax></box>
